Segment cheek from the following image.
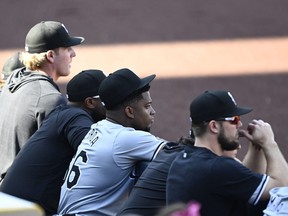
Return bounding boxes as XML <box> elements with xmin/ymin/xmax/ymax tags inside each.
<box><xmin>145</xmin><ymin>108</ymin><xmax>152</xmax><ymax>117</ymax></box>
<box><xmin>230</xmin><ymin>128</ymin><xmax>239</xmax><ymax>138</ymax></box>
<box><xmin>138</xmin><ymin>110</ymin><xmax>150</xmax><ymax>121</ymax></box>
<box><xmin>59</xmin><ymin>52</ymin><xmax>70</xmax><ymax>60</ymax></box>
<box><xmin>63</xmin><ymin>54</ymin><xmax>71</xmax><ymax>62</ymax></box>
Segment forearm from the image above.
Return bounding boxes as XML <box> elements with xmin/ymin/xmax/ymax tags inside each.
<box><xmin>263</xmin><ymin>142</ymin><xmax>288</xmax><ymax>185</ymax></box>
<box><xmin>241</xmin><ymin>120</ymin><xmax>288</xmax><ymax>199</ymax></box>
<box><xmin>242</xmin><ymin>142</ymin><xmax>266</xmax><ymax>173</ymax></box>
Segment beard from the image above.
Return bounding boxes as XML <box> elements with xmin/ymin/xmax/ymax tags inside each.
<box><xmin>134</xmin><ymin>125</ymin><xmax>151</xmax><ymax>132</ymax></box>
<box><xmin>131</xmin><ymin>121</ymin><xmax>151</xmax><ymax>132</ymax></box>
<box><xmin>217</xmin><ymin>126</ymin><xmax>240</xmax><ymax>151</ymax></box>
<box><xmin>91</xmin><ymin>110</ymin><xmax>106</xmax><ymax>123</ymax></box>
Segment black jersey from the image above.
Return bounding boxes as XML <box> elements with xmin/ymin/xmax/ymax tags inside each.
<box><xmin>117</xmin><ymin>142</ymin><xmax>184</xmax><ymax>216</ymax></box>
<box><xmin>0</xmin><ymin>105</ymin><xmax>94</xmax><ymax>215</ymax></box>
<box><xmin>167</xmin><ymin>145</ymin><xmax>268</xmax><ymax>216</ymax></box>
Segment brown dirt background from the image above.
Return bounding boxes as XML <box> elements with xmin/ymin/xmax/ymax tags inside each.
<box><xmin>1</xmin><ymin>0</ymin><xmax>288</xmax><ymax>160</ymax></box>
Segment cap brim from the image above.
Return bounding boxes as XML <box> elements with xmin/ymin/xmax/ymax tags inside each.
<box><xmin>233</xmin><ymin>107</ymin><xmax>253</xmax><ymax>116</ymax></box>
<box><xmin>67</xmin><ymin>36</ymin><xmax>85</xmax><ymax>47</ymax></box>
<box><xmin>138</xmin><ymin>74</ymin><xmax>156</xmax><ymax>90</ymax></box>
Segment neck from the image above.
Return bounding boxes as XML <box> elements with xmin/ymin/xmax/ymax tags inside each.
<box><xmin>106</xmin><ymin>116</ymin><xmax>122</xmax><ymax>125</ymax></box>
<box><xmin>37</xmin><ymin>65</ymin><xmax>58</xmax><ymax>81</ymax></box>
<box><xmin>194</xmin><ymin>138</ymin><xmax>222</xmax><ymax>156</ymax></box>
<box><xmin>67</xmin><ymin>101</ymin><xmax>83</xmax><ymax>108</ymax></box>
<box><xmin>195</xmin><ymin>142</ymin><xmax>214</xmax><ymax>152</ymax></box>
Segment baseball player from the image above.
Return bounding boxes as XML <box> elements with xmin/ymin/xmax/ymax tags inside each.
<box><xmin>166</xmin><ymin>90</ymin><xmax>288</xmax><ymax>216</ymax></box>
<box><xmin>0</xmin><ymin>21</ymin><xmax>84</xmax><ymax>179</ymax></box>
<box><xmin>0</xmin><ymin>70</ymin><xmax>106</xmax><ymax>215</ymax></box>
<box><xmin>57</xmin><ymin>68</ymin><xmax>166</xmax><ymax>216</ymax></box>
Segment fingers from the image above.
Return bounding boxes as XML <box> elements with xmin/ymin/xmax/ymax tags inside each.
<box><xmin>240</xmin><ymin>119</ymin><xmax>265</xmax><ymax>137</ymax></box>
<box><xmin>247</xmin><ymin>119</ymin><xmax>269</xmax><ymax>133</ymax></box>
<box><xmin>241</xmin><ymin>119</ymin><xmax>275</xmax><ymax>147</ymax></box>
<box><xmin>239</xmin><ymin>129</ymin><xmax>252</xmax><ymax>139</ymax></box>
<box><xmin>247</xmin><ymin>119</ymin><xmax>264</xmax><ymax>132</ymax></box>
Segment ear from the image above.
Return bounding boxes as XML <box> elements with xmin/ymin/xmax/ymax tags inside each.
<box><xmin>84</xmin><ymin>98</ymin><xmax>96</xmax><ymax>109</ymax></box>
<box><xmin>45</xmin><ymin>50</ymin><xmax>55</xmax><ymax>63</ymax></box>
<box><xmin>208</xmin><ymin>120</ymin><xmax>221</xmax><ymax>134</ymax></box>
<box><xmin>124</xmin><ymin>106</ymin><xmax>134</xmax><ymax>119</ymax></box>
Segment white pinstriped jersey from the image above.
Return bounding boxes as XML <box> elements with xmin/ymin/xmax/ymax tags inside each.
<box><xmin>57</xmin><ymin>119</ymin><xmax>165</xmax><ymax>216</ymax></box>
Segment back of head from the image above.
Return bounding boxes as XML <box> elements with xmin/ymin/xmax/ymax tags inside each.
<box><xmin>67</xmin><ymin>69</ymin><xmax>106</xmax><ymax>102</ymax></box>
<box><xmin>190</xmin><ymin>90</ymin><xmax>253</xmax><ymax>124</ymax></box>
<box><xmin>25</xmin><ymin>21</ymin><xmax>84</xmax><ymax>54</ymax></box>
<box><xmin>99</xmin><ymin>68</ymin><xmax>156</xmax><ymax>110</ymax></box>
<box><xmin>2</xmin><ymin>52</ymin><xmax>24</xmax><ymax>80</ymax></box>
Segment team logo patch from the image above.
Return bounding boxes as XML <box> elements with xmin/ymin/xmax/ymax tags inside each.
<box><xmin>228</xmin><ymin>92</ymin><xmax>237</xmax><ymax>105</ymax></box>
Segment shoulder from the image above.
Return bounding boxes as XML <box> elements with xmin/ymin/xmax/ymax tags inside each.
<box><xmin>163</xmin><ymin>142</ymin><xmax>185</xmax><ymax>151</ymax></box>
<box><xmin>27</xmin><ymin>73</ymin><xmax>61</xmax><ymax>94</ymax></box>
<box><xmin>49</xmin><ymin>105</ymin><xmax>88</xmax><ymax>116</ymax></box>
<box><xmin>36</xmin><ymin>93</ymin><xmax>66</xmax><ymax>110</ymax></box>
<box><xmin>48</xmin><ymin>105</ymin><xmax>92</xmax><ymax>124</ymax></box>
<box><xmin>37</xmin><ymin>81</ymin><xmax>62</xmax><ymax>95</ymax></box>
<box><xmin>60</xmin><ymin>105</ymin><xmax>88</xmax><ymax>115</ymax></box>
<box><xmin>153</xmin><ymin>142</ymin><xmax>184</xmax><ymax>164</ymax></box>
<box><xmin>118</xmin><ymin>129</ymin><xmax>162</xmax><ymax>144</ymax></box>
<box><xmin>211</xmin><ymin>156</ymin><xmax>259</xmax><ymax>181</ymax></box>
<box><xmin>214</xmin><ymin>156</ymin><xmax>244</xmax><ymax>169</ymax></box>
<box><xmin>24</xmin><ymin>76</ymin><xmax>63</xmax><ymax>100</ymax></box>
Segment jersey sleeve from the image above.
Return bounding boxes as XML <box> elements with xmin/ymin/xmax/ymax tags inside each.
<box><xmin>211</xmin><ymin>157</ymin><xmax>266</xmax><ymax>204</ymax></box>
<box><xmin>114</xmin><ymin>130</ymin><xmax>166</xmax><ymax>169</ymax></box>
<box><xmin>58</xmin><ymin>109</ymin><xmax>94</xmax><ymax>150</ymax></box>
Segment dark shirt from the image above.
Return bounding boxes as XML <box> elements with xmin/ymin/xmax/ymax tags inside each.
<box><xmin>0</xmin><ymin>105</ymin><xmax>94</xmax><ymax>215</ymax></box>
<box><xmin>0</xmin><ymin>68</ymin><xmax>66</xmax><ymax>176</ymax></box>
<box><xmin>117</xmin><ymin>142</ymin><xmax>184</xmax><ymax>216</ymax></box>
<box><xmin>166</xmin><ymin>145</ymin><xmax>268</xmax><ymax>216</ymax></box>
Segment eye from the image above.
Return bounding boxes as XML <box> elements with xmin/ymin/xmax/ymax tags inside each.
<box><xmin>145</xmin><ymin>103</ymin><xmax>152</xmax><ymax>109</ymax></box>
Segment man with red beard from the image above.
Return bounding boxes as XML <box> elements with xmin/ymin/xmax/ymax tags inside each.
<box><xmin>167</xmin><ymin>90</ymin><xmax>288</xmax><ymax>216</ymax></box>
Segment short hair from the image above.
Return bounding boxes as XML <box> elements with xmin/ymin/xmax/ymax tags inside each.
<box><xmin>191</xmin><ymin>121</ymin><xmax>209</xmax><ymax>138</ymax></box>
<box><xmin>192</xmin><ymin>120</ymin><xmax>224</xmax><ymax>138</ymax></box>
<box><xmin>108</xmin><ymin>85</ymin><xmax>150</xmax><ymax>110</ymax></box>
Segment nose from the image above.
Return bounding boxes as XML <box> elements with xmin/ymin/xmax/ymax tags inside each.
<box><xmin>151</xmin><ymin>106</ymin><xmax>156</xmax><ymax>115</ymax></box>
<box><xmin>71</xmin><ymin>47</ymin><xmax>76</xmax><ymax>57</ymax></box>
<box><xmin>238</xmin><ymin>120</ymin><xmax>243</xmax><ymax>127</ymax></box>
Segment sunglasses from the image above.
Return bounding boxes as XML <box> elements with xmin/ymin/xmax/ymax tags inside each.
<box><xmin>217</xmin><ymin>116</ymin><xmax>240</xmax><ymax>125</ymax></box>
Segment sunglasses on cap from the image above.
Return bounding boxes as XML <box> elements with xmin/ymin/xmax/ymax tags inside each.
<box><xmin>216</xmin><ymin>116</ymin><xmax>241</xmax><ymax>125</ymax></box>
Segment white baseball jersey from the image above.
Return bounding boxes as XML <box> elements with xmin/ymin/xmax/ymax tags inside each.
<box><xmin>57</xmin><ymin>119</ymin><xmax>165</xmax><ymax>216</ymax></box>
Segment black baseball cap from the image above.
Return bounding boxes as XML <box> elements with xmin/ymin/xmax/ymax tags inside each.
<box><xmin>2</xmin><ymin>52</ymin><xmax>24</xmax><ymax>80</ymax></box>
<box><xmin>25</xmin><ymin>21</ymin><xmax>84</xmax><ymax>53</ymax></box>
<box><xmin>190</xmin><ymin>90</ymin><xmax>252</xmax><ymax>123</ymax></box>
<box><xmin>99</xmin><ymin>68</ymin><xmax>156</xmax><ymax>109</ymax></box>
<box><xmin>67</xmin><ymin>69</ymin><xmax>106</xmax><ymax>102</ymax></box>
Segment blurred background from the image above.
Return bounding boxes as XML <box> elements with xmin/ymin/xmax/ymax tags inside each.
<box><xmin>1</xmin><ymin>0</ymin><xmax>288</xmax><ymax>159</ymax></box>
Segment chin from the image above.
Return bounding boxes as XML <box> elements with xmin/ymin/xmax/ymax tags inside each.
<box><xmin>143</xmin><ymin>127</ymin><xmax>150</xmax><ymax>132</ymax></box>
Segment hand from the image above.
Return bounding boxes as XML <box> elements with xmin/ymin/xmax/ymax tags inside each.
<box><xmin>239</xmin><ymin>119</ymin><xmax>276</xmax><ymax>149</ymax></box>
